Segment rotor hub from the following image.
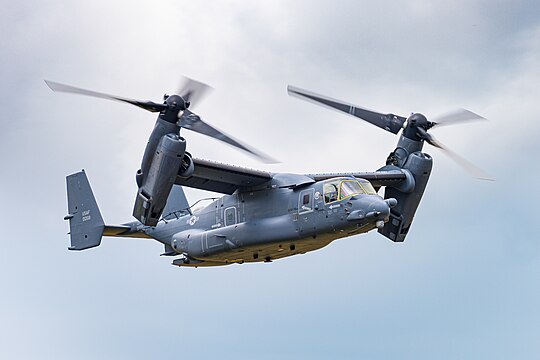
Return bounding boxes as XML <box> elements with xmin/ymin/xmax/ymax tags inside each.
<box><xmin>403</xmin><ymin>113</ymin><xmax>431</xmax><ymax>141</ymax></box>
<box><xmin>164</xmin><ymin>94</ymin><xmax>188</xmax><ymax>110</ymax></box>
<box><xmin>160</xmin><ymin>94</ymin><xmax>189</xmax><ymax>123</ymax></box>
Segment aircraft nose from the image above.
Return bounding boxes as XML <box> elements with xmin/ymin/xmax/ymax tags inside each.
<box><xmin>346</xmin><ymin>196</ymin><xmax>394</xmax><ymax>228</ymax></box>
<box><xmin>373</xmin><ymin>199</ymin><xmax>392</xmax><ymax>229</ymax></box>
<box><xmin>368</xmin><ymin>198</ymin><xmax>391</xmax><ymax>220</ymax></box>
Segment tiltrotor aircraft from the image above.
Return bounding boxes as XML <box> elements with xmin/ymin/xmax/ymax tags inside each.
<box><xmin>48</xmin><ymin>78</ymin><xmax>488</xmax><ymax>267</ymax></box>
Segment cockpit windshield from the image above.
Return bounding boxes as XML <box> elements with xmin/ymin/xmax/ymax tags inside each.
<box><xmin>323</xmin><ymin>178</ymin><xmax>377</xmax><ymax>203</ymax></box>
<box><xmin>357</xmin><ymin>179</ymin><xmax>377</xmax><ymax>195</ymax></box>
<box><xmin>340</xmin><ymin>180</ymin><xmax>364</xmax><ymax>198</ymax></box>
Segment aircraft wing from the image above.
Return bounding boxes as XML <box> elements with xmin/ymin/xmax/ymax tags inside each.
<box><xmin>175</xmin><ymin>158</ymin><xmax>273</xmax><ymax>194</ymax></box>
<box><xmin>175</xmin><ymin>159</ymin><xmax>407</xmax><ymax>194</ymax></box>
<box><xmin>306</xmin><ymin>170</ymin><xmax>407</xmax><ymax>188</ymax></box>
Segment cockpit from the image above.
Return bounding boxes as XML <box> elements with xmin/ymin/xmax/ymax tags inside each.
<box><xmin>323</xmin><ymin>178</ymin><xmax>377</xmax><ymax>203</ymax></box>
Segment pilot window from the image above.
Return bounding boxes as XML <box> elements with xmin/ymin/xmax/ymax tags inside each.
<box><xmin>323</xmin><ymin>181</ymin><xmax>339</xmax><ymax>203</ymax></box>
<box><xmin>340</xmin><ymin>180</ymin><xmax>366</xmax><ymax>199</ymax></box>
<box><xmin>324</xmin><ymin>178</ymin><xmax>377</xmax><ymax>203</ymax></box>
<box><xmin>358</xmin><ymin>179</ymin><xmax>377</xmax><ymax>195</ymax></box>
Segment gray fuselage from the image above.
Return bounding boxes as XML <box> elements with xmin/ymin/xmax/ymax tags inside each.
<box><xmin>144</xmin><ymin>174</ymin><xmax>392</xmax><ymax>266</ymax></box>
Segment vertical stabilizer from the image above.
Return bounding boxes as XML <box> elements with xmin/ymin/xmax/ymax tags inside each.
<box><xmin>65</xmin><ymin>171</ymin><xmax>105</xmax><ymax>250</ymax></box>
<box><xmin>162</xmin><ymin>184</ymin><xmax>191</xmax><ymax>220</ymax></box>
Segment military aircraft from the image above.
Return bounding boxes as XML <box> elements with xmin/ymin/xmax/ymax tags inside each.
<box><xmin>48</xmin><ymin>78</ymin><xmax>488</xmax><ymax>267</ymax></box>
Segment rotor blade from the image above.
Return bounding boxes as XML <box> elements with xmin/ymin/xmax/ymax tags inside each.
<box><xmin>431</xmin><ymin>109</ymin><xmax>486</xmax><ymax>127</ymax></box>
<box><xmin>417</xmin><ymin>128</ymin><xmax>494</xmax><ymax>180</ymax></box>
<box><xmin>179</xmin><ymin>110</ymin><xmax>277</xmax><ymax>163</ymax></box>
<box><xmin>45</xmin><ymin>80</ymin><xmax>168</xmax><ymax>113</ymax></box>
<box><xmin>416</xmin><ymin>126</ymin><xmax>437</xmax><ymax>144</ymax></box>
<box><xmin>287</xmin><ymin>85</ymin><xmax>406</xmax><ymax>134</ymax></box>
<box><xmin>177</xmin><ymin>76</ymin><xmax>213</xmax><ymax>106</ymax></box>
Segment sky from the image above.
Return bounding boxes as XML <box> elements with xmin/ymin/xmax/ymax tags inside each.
<box><xmin>1</xmin><ymin>1</ymin><xmax>540</xmax><ymax>359</ymax></box>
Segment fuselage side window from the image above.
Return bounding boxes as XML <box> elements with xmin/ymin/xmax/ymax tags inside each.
<box><xmin>298</xmin><ymin>189</ymin><xmax>314</xmax><ymax>213</ymax></box>
<box><xmin>224</xmin><ymin>207</ymin><xmax>236</xmax><ymax>226</ymax></box>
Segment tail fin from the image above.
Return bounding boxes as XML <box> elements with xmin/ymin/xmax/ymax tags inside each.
<box><xmin>65</xmin><ymin>170</ymin><xmax>105</xmax><ymax>250</ymax></box>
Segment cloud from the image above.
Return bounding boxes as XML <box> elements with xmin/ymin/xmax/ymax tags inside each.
<box><xmin>1</xmin><ymin>1</ymin><xmax>540</xmax><ymax>359</ymax></box>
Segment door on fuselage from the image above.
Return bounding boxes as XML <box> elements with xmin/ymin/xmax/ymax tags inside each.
<box><xmin>321</xmin><ymin>179</ymin><xmax>346</xmax><ymax>228</ymax></box>
<box><xmin>224</xmin><ymin>206</ymin><xmax>237</xmax><ymax>226</ymax></box>
<box><xmin>297</xmin><ymin>188</ymin><xmax>315</xmax><ymax>234</ymax></box>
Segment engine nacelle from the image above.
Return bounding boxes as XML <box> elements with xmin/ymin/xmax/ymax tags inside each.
<box><xmin>379</xmin><ymin>151</ymin><xmax>432</xmax><ymax>242</ymax></box>
<box><xmin>133</xmin><ymin>134</ymin><xmax>186</xmax><ymax>226</ymax></box>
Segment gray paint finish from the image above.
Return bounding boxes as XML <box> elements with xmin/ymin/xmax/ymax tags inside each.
<box><xmin>64</xmin><ymin>121</ymin><xmax>429</xmax><ymax>267</ymax></box>
<box><xmin>60</xmin><ymin>79</ymin><xmax>457</xmax><ymax>267</ymax></box>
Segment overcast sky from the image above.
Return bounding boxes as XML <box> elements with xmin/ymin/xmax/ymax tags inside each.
<box><xmin>1</xmin><ymin>1</ymin><xmax>540</xmax><ymax>359</ymax></box>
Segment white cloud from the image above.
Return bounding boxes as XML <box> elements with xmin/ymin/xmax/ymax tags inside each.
<box><xmin>1</xmin><ymin>1</ymin><xmax>540</xmax><ymax>359</ymax></box>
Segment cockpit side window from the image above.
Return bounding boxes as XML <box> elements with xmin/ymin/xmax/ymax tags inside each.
<box><xmin>323</xmin><ymin>181</ymin><xmax>339</xmax><ymax>203</ymax></box>
<box><xmin>324</xmin><ymin>178</ymin><xmax>377</xmax><ymax>203</ymax></box>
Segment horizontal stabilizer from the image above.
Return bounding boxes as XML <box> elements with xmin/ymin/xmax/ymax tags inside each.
<box><xmin>103</xmin><ymin>224</ymin><xmax>153</xmax><ymax>239</ymax></box>
<box><xmin>103</xmin><ymin>225</ymin><xmax>132</xmax><ymax>236</ymax></box>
